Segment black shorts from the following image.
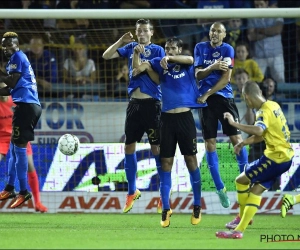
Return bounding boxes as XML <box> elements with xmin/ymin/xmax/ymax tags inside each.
<box><xmin>160</xmin><ymin>110</ymin><xmax>197</xmax><ymax>158</ymax></box>
<box><xmin>12</xmin><ymin>103</ymin><xmax>42</xmax><ymax>144</ymax></box>
<box><xmin>198</xmin><ymin>95</ymin><xmax>241</xmax><ymax>139</ymax></box>
<box><xmin>125</xmin><ymin>98</ymin><xmax>161</xmax><ymax>145</ymax></box>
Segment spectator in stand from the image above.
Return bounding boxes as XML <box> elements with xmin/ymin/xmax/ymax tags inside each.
<box><xmin>260</xmin><ymin>77</ymin><xmax>283</xmax><ymax>103</ymax></box>
<box><xmin>247</xmin><ymin>0</ymin><xmax>285</xmax><ymax>84</ymax></box>
<box><xmin>151</xmin><ymin>1</ymin><xmax>179</xmax><ymax>39</ymax></box>
<box><xmin>63</xmin><ymin>37</ymin><xmax>97</xmax><ymax>98</ymax></box>
<box><xmin>119</xmin><ymin>0</ymin><xmax>151</xmax><ymax>8</ymax></box>
<box><xmin>229</xmin><ymin>0</ymin><xmax>252</xmax><ymax>8</ymax></box>
<box><xmin>196</xmin><ymin>0</ymin><xmax>230</xmax><ymax>42</ymax></box>
<box><xmin>152</xmin><ymin>1</ymin><xmax>199</xmax><ymax>50</ymax></box>
<box><xmin>231</xmin><ymin>42</ymin><xmax>264</xmax><ymax>85</ymax></box>
<box><xmin>225</xmin><ymin>19</ymin><xmax>249</xmax><ymax>49</ymax></box>
<box><xmin>27</xmin><ymin>0</ymin><xmax>57</xmax><ymax>30</ymax></box>
<box><xmin>56</xmin><ymin>0</ymin><xmax>89</xmax><ymax>33</ymax></box>
<box><xmin>3</xmin><ymin>0</ymin><xmax>43</xmax><ymax>31</ymax></box>
<box><xmin>172</xmin><ymin>1</ymin><xmax>199</xmax><ymax>52</ymax></box>
<box><xmin>277</xmin><ymin>0</ymin><xmax>300</xmax><ymax>83</ymax></box>
<box><xmin>114</xmin><ymin>60</ymin><xmax>129</xmax><ymax>97</ymax></box>
<box><xmin>233</xmin><ymin>69</ymin><xmax>256</xmax><ymax>139</ymax></box>
<box><xmin>78</xmin><ymin>0</ymin><xmax>120</xmax><ymax>8</ymax></box>
<box><xmin>297</xmin><ymin>19</ymin><xmax>300</xmax><ymax>82</ymax></box>
<box><xmin>25</xmin><ymin>34</ymin><xmax>58</xmax><ymax>97</ymax></box>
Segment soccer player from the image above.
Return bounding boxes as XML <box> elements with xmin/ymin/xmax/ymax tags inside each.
<box><xmin>216</xmin><ymin>81</ymin><xmax>294</xmax><ymax>239</ymax></box>
<box><xmin>194</xmin><ymin>22</ymin><xmax>248</xmax><ymax>208</ymax></box>
<box><xmin>132</xmin><ymin>37</ymin><xmax>206</xmax><ymax>227</ymax></box>
<box><xmin>102</xmin><ymin>19</ymin><xmax>165</xmax><ymax>213</ymax></box>
<box><xmin>0</xmin><ymin>94</ymin><xmax>47</xmax><ymax>212</ymax></box>
<box><xmin>281</xmin><ymin>194</ymin><xmax>300</xmax><ymax>218</ymax></box>
<box><xmin>0</xmin><ymin>32</ymin><xmax>42</xmax><ymax>209</ymax></box>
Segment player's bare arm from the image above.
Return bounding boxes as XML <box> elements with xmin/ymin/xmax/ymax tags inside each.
<box><xmin>132</xmin><ymin>44</ymin><xmax>145</xmax><ymax>69</ymax></box>
<box><xmin>197</xmin><ymin>69</ymin><xmax>231</xmax><ymax>103</ymax></box>
<box><xmin>160</xmin><ymin>55</ymin><xmax>193</xmax><ymax>70</ymax></box>
<box><xmin>195</xmin><ymin>57</ymin><xmax>228</xmax><ymax>80</ymax></box>
<box><xmin>233</xmin><ymin>134</ymin><xmax>264</xmax><ymax>155</ymax></box>
<box><xmin>223</xmin><ymin>112</ymin><xmax>264</xmax><ymax>136</ymax></box>
<box><xmin>102</xmin><ymin>32</ymin><xmax>135</xmax><ymax>60</ymax></box>
<box><xmin>0</xmin><ymin>72</ymin><xmax>21</xmax><ymax>89</ymax></box>
<box><xmin>132</xmin><ymin>62</ymin><xmax>159</xmax><ymax>85</ymax></box>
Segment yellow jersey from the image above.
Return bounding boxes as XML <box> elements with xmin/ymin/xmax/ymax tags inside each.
<box><xmin>254</xmin><ymin>100</ymin><xmax>294</xmax><ymax>163</ymax></box>
<box><xmin>231</xmin><ymin>59</ymin><xmax>264</xmax><ymax>84</ymax></box>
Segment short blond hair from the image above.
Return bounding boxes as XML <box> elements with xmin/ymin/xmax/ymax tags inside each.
<box><xmin>3</xmin><ymin>32</ymin><xmax>18</xmax><ymax>38</ymax></box>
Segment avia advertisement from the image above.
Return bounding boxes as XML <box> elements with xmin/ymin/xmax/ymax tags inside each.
<box><xmin>0</xmin><ymin>143</ymin><xmax>297</xmax><ymax>193</ymax></box>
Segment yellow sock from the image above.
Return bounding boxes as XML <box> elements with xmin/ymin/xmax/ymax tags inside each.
<box><xmin>235</xmin><ymin>192</ymin><xmax>261</xmax><ymax>232</ymax></box>
<box><xmin>294</xmin><ymin>194</ymin><xmax>300</xmax><ymax>204</ymax></box>
<box><xmin>236</xmin><ymin>182</ymin><xmax>250</xmax><ymax>218</ymax></box>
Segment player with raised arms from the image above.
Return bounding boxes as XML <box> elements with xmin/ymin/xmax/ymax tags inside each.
<box><xmin>194</xmin><ymin>22</ymin><xmax>248</xmax><ymax>209</ymax></box>
<box><xmin>132</xmin><ymin>37</ymin><xmax>206</xmax><ymax>227</ymax></box>
<box><xmin>0</xmin><ymin>32</ymin><xmax>42</xmax><ymax>209</ymax></box>
<box><xmin>0</xmin><ymin>92</ymin><xmax>47</xmax><ymax>212</ymax></box>
<box><xmin>102</xmin><ymin>19</ymin><xmax>165</xmax><ymax>213</ymax></box>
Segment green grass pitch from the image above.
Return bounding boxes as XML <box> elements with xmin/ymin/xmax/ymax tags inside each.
<box><xmin>0</xmin><ymin>213</ymin><xmax>299</xmax><ymax>249</ymax></box>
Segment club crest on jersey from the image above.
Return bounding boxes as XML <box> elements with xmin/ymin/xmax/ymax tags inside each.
<box><xmin>143</xmin><ymin>49</ymin><xmax>151</xmax><ymax>57</ymax></box>
<box><xmin>173</xmin><ymin>65</ymin><xmax>180</xmax><ymax>72</ymax></box>
<box><xmin>212</xmin><ymin>52</ymin><xmax>220</xmax><ymax>58</ymax></box>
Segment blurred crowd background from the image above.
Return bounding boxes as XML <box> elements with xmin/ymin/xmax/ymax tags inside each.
<box><xmin>0</xmin><ymin>0</ymin><xmax>299</xmax><ymax>102</ymax></box>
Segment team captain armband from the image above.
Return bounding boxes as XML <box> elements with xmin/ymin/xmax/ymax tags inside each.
<box><xmin>223</xmin><ymin>57</ymin><xmax>234</xmax><ymax>67</ymax></box>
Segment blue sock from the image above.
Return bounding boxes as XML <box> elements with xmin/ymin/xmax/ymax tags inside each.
<box><xmin>153</xmin><ymin>155</ymin><xmax>162</xmax><ymax>177</ymax></box>
<box><xmin>7</xmin><ymin>142</ymin><xmax>16</xmax><ymax>187</ymax></box>
<box><xmin>14</xmin><ymin>145</ymin><xmax>28</xmax><ymax>192</ymax></box>
<box><xmin>236</xmin><ymin>146</ymin><xmax>248</xmax><ymax>173</ymax></box>
<box><xmin>189</xmin><ymin>168</ymin><xmax>201</xmax><ymax>206</ymax></box>
<box><xmin>206</xmin><ymin>151</ymin><xmax>224</xmax><ymax>190</ymax></box>
<box><xmin>124</xmin><ymin>153</ymin><xmax>137</xmax><ymax>195</ymax></box>
<box><xmin>160</xmin><ymin>171</ymin><xmax>171</xmax><ymax>210</ymax></box>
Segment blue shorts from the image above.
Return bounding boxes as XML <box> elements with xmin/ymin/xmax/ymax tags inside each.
<box><xmin>245</xmin><ymin>154</ymin><xmax>293</xmax><ymax>190</ymax></box>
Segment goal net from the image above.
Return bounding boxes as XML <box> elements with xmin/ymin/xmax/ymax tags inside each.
<box><xmin>0</xmin><ymin>8</ymin><xmax>299</xmax><ymax>214</ymax></box>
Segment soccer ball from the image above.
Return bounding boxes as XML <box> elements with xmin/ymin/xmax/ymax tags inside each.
<box><xmin>58</xmin><ymin>134</ymin><xmax>80</xmax><ymax>156</ymax></box>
